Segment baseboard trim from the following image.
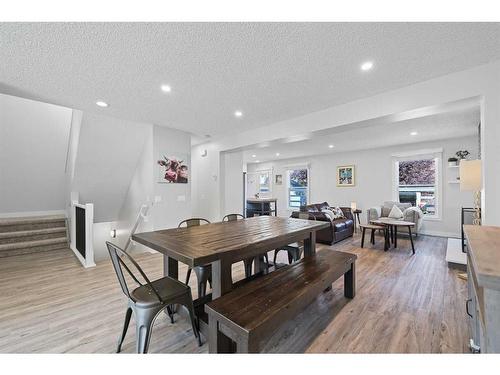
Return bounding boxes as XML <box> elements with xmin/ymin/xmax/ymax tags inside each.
<box><xmin>0</xmin><ymin>210</ymin><xmax>67</xmax><ymax>219</ymax></box>
<box><xmin>419</xmin><ymin>230</ymin><xmax>460</xmax><ymax>239</ymax></box>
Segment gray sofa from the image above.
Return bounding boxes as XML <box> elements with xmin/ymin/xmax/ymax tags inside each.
<box><xmin>367</xmin><ymin>201</ymin><xmax>423</xmax><ymax>235</ymax></box>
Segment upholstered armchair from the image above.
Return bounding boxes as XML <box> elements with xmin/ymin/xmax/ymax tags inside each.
<box><xmin>367</xmin><ymin>201</ymin><xmax>423</xmax><ymax>235</ymax></box>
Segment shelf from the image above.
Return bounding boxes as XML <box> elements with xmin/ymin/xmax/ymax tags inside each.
<box><xmin>447</xmin><ymin>165</ymin><xmax>459</xmax><ymax>168</ymax></box>
<box><xmin>448</xmin><ymin>181</ymin><xmax>460</xmax><ymax>184</ymax></box>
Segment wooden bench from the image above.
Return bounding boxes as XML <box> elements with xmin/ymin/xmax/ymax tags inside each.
<box><xmin>205</xmin><ymin>249</ymin><xmax>357</xmax><ymax>353</ymax></box>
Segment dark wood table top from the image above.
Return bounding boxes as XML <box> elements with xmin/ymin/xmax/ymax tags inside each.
<box><xmin>132</xmin><ymin>216</ymin><xmax>329</xmax><ymax>267</ymax></box>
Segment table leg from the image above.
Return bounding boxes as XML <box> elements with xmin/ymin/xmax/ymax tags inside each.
<box><xmin>361</xmin><ymin>227</ymin><xmax>366</xmax><ymax>248</ymax></box>
<box><xmin>164</xmin><ymin>256</ymin><xmax>179</xmax><ymax>313</ymax></box>
<box><xmin>384</xmin><ymin>226</ymin><xmax>389</xmax><ymax>251</ymax></box>
<box><xmin>210</xmin><ymin>258</ymin><xmax>235</xmax><ymax>352</ymax></box>
<box><xmin>303</xmin><ymin>231</ymin><xmax>316</xmax><ymax>257</ymax></box>
<box><xmin>344</xmin><ymin>262</ymin><xmax>356</xmax><ymax>298</ymax></box>
<box><xmin>211</xmin><ymin>258</ymin><xmax>233</xmax><ymax>299</ymax></box>
<box><xmin>394</xmin><ymin>226</ymin><xmax>397</xmax><ymax>248</ymax></box>
<box><xmin>163</xmin><ymin>256</ymin><xmax>178</xmax><ymax>279</ymax></box>
<box><xmin>408</xmin><ymin>226</ymin><xmax>415</xmax><ymax>254</ymax></box>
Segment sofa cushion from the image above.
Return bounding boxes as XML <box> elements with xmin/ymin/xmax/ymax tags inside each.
<box><xmin>343</xmin><ymin>219</ymin><xmax>354</xmax><ymax>228</ymax></box>
<box><xmin>382</xmin><ymin>201</ymin><xmax>411</xmax><ymax>217</ymax></box>
<box><xmin>388</xmin><ymin>204</ymin><xmax>404</xmax><ymax>219</ymax></box>
<box><xmin>317</xmin><ymin>202</ymin><xmax>330</xmax><ymax>211</ymax></box>
<box><xmin>332</xmin><ymin>219</ymin><xmax>346</xmax><ymax>231</ymax></box>
<box><xmin>304</xmin><ymin>204</ymin><xmax>319</xmax><ymax>212</ymax></box>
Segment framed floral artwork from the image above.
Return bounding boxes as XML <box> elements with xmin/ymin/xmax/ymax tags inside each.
<box><xmin>337</xmin><ymin>165</ymin><xmax>355</xmax><ymax>187</ymax></box>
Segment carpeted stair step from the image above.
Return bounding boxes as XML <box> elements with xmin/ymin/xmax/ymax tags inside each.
<box><xmin>0</xmin><ymin>227</ymin><xmax>67</xmax><ymax>245</ymax></box>
<box><xmin>0</xmin><ymin>215</ymin><xmax>66</xmax><ymax>233</ymax></box>
<box><xmin>0</xmin><ymin>237</ymin><xmax>68</xmax><ymax>258</ymax></box>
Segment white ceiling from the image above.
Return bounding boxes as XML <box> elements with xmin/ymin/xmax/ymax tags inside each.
<box><xmin>242</xmin><ymin>106</ymin><xmax>480</xmax><ymax>163</ymax></box>
<box><xmin>1</xmin><ymin>23</ymin><xmax>499</xmax><ymax>139</ymax></box>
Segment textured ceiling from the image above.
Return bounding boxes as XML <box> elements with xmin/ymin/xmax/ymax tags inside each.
<box><xmin>242</xmin><ymin>106</ymin><xmax>480</xmax><ymax>163</ymax></box>
<box><xmin>1</xmin><ymin>23</ymin><xmax>499</xmax><ymax>138</ymax></box>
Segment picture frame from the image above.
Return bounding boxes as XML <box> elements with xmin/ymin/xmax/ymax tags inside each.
<box><xmin>275</xmin><ymin>174</ymin><xmax>283</xmax><ymax>185</ymax></box>
<box><xmin>337</xmin><ymin>165</ymin><xmax>355</xmax><ymax>187</ymax></box>
<box><xmin>157</xmin><ymin>154</ymin><xmax>189</xmax><ymax>183</ymax></box>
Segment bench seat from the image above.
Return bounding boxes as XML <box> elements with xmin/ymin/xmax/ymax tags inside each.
<box><xmin>205</xmin><ymin>249</ymin><xmax>357</xmax><ymax>353</ymax></box>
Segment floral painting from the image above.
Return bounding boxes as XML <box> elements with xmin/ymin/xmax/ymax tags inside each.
<box><xmin>157</xmin><ymin>155</ymin><xmax>188</xmax><ymax>183</ymax></box>
<box><xmin>337</xmin><ymin>165</ymin><xmax>355</xmax><ymax>187</ymax></box>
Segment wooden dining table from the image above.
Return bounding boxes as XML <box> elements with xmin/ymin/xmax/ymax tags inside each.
<box><xmin>132</xmin><ymin>215</ymin><xmax>329</xmax><ymax>335</ymax></box>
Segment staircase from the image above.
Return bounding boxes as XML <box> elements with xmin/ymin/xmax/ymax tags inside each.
<box><xmin>0</xmin><ymin>215</ymin><xmax>68</xmax><ymax>257</ymax></box>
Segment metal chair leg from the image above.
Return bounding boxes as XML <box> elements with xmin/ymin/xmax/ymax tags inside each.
<box><xmin>273</xmin><ymin>250</ymin><xmax>280</xmax><ymax>267</ymax></box>
<box><xmin>117</xmin><ymin>307</ymin><xmax>132</xmax><ymax>353</ymax></box>
<box><xmin>185</xmin><ymin>267</ymin><xmax>192</xmax><ymax>285</ymax></box>
<box><xmin>243</xmin><ymin>258</ymin><xmax>253</xmax><ymax>278</ymax></box>
<box><xmin>181</xmin><ymin>292</ymin><xmax>202</xmax><ymax>347</ymax></box>
<box><xmin>166</xmin><ymin>305</ymin><xmax>174</xmax><ymax>324</ymax></box>
<box><xmin>135</xmin><ymin>309</ymin><xmax>156</xmax><ymax>354</ymax></box>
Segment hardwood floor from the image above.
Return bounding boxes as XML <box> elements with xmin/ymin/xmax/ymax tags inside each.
<box><xmin>0</xmin><ymin>232</ymin><xmax>468</xmax><ymax>353</ymax></box>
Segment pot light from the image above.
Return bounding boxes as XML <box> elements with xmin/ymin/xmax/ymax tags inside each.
<box><xmin>255</xmin><ymin>160</ymin><xmax>260</xmax><ymax>163</ymax></box>
<box><xmin>252</xmin><ymin>154</ymin><xmax>256</xmax><ymax>158</ymax></box>
<box><xmin>410</xmin><ymin>131</ymin><xmax>418</xmax><ymax>136</ymax></box>
<box><xmin>361</xmin><ymin>61</ymin><xmax>374</xmax><ymax>71</ymax></box>
<box><xmin>234</xmin><ymin>110</ymin><xmax>243</xmax><ymax>118</ymax></box>
<box><xmin>161</xmin><ymin>84</ymin><xmax>171</xmax><ymax>93</ymax></box>
<box><xmin>275</xmin><ymin>153</ymin><xmax>280</xmax><ymax>156</ymax></box>
<box><xmin>96</xmin><ymin>101</ymin><xmax>108</xmax><ymax>108</ymax></box>
<box><xmin>328</xmin><ymin>144</ymin><xmax>334</xmax><ymax>149</ymax></box>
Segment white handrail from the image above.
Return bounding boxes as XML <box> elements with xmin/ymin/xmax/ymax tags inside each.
<box><xmin>124</xmin><ymin>204</ymin><xmax>150</xmax><ymax>252</ymax></box>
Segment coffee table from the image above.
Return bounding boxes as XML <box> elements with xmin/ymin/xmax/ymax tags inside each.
<box><xmin>370</xmin><ymin>218</ymin><xmax>416</xmax><ymax>254</ymax></box>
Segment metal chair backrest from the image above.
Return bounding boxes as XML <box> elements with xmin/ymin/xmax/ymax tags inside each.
<box><xmin>178</xmin><ymin>218</ymin><xmax>211</xmax><ymax>228</ymax></box>
<box><xmin>222</xmin><ymin>214</ymin><xmax>245</xmax><ymax>222</ymax></box>
<box><xmin>297</xmin><ymin>212</ymin><xmax>316</xmax><ymax>220</ymax></box>
<box><xmin>106</xmin><ymin>241</ymin><xmax>163</xmax><ymax>303</ymax></box>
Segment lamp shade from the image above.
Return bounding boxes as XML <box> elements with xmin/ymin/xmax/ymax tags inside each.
<box><xmin>460</xmin><ymin>159</ymin><xmax>482</xmax><ymax>191</ymax></box>
<box><xmin>350</xmin><ymin>202</ymin><xmax>357</xmax><ymax>211</ymax></box>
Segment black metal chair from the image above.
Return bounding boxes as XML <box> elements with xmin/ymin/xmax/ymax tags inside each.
<box><xmin>273</xmin><ymin>213</ymin><xmax>316</xmax><ymax>266</ymax></box>
<box><xmin>180</xmin><ymin>218</ymin><xmax>212</xmax><ymax>298</ymax></box>
<box><xmin>222</xmin><ymin>213</ymin><xmax>270</xmax><ymax>277</ymax></box>
<box><xmin>107</xmin><ymin>242</ymin><xmax>201</xmax><ymax>353</ymax></box>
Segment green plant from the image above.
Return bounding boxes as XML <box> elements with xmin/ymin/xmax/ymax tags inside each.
<box><xmin>455</xmin><ymin>150</ymin><xmax>470</xmax><ymax>159</ymax></box>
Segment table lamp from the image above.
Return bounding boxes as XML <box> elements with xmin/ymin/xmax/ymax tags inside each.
<box><xmin>350</xmin><ymin>202</ymin><xmax>357</xmax><ymax>212</ymax></box>
<box><xmin>460</xmin><ymin>159</ymin><xmax>482</xmax><ymax>225</ymax></box>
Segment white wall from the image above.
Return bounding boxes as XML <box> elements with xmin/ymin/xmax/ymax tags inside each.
<box><xmin>192</xmin><ymin>61</ymin><xmax>500</xmax><ymax>226</ymax></box>
<box><xmin>0</xmin><ymin>93</ymin><xmax>72</xmax><ymax>216</ymax></box>
<box><xmin>220</xmin><ymin>151</ymin><xmax>245</xmax><ymax>217</ymax></box>
<box><xmin>71</xmin><ymin>113</ymin><xmax>150</xmax><ymax>222</ymax></box>
<box><xmin>114</xmin><ymin>124</ymin><xmax>192</xmax><ymax>258</ymax></box>
<box><xmin>191</xmin><ymin>142</ymin><xmax>222</xmax><ymax>222</ymax></box>
<box><xmin>246</xmin><ymin>136</ymin><xmax>477</xmax><ymax>238</ymax></box>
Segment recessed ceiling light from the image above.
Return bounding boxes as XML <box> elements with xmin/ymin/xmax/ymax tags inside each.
<box><xmin>275</xmin><ymin>153</ymin><xmax>280</xmax><ymax>156</ymax></box>
<box><xmin>255</xmin><ymin>160</ymin><xmax>260</xmax><ymax>163</ymax></box>
<box><xmin>410</xmin><ymin>131</ymin><xmax>418</xmax><ymax>136</ymax></box>
<box><xmin>96</xmin><ymin>101</ymin><xmax>108</xmax><ymax>108</ymax></box>
<box><xmin>328</xmin><ymin>144</ymin><xmax>334</xmax><ymax>149</ymax></box>
<box><xmin>361</xmin><ymin>61</ymin><xmax>374</xmax><ymax>71</ymax></box>
<box><xmin>252</xmin><ymin>154</ymin><xmax>256</xmax><ymax>158</ymax></box>
<box><xmin>161</xmin><ymin>84</ymin><xmax>171</xmax><ymax>93</ymax></box>
<box><xmin>234</xmin><ymin>110</ymin><xmax>243</xmax><ymax>118</ymax></box>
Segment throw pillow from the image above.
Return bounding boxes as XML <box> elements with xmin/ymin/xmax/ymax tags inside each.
<box><xmin>328</xmin><ymin>206</ymin><xmax>345</xmax><ymax>219</ymax></box>
<box><xmin>388</xmin><ymin>204</ymin><xmax>404</xmax><ymax>219</ymax></box>
<box><xmin>321</xmin><ymin>209</ymin><xmax>335</xmax><ymax>221</ymax></box>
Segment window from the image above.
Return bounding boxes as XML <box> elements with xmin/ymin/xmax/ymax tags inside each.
<box><xmin>287</xmin><ymin>168</ymin><xmax>309</xmax><ymax>209</ymax></box>
<box><xmin>396</xmin><ymin>157</ymin><xmax>439</xmax><ymax>217</ymax></box>
<box><xmin>258</xmin><ymin>171</ymin><xmax>271</xmax><ymax>194</ymax></box>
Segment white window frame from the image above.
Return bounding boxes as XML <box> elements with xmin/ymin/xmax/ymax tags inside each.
<box><xmin>285</xmin><ymin>165</ymin><xmax>310</xmax><ymax>210</ymax></box>
<box><xmin>392</xmin><ymin>148</ymin><xmax>442</xmax><ymax>221</ymax></box>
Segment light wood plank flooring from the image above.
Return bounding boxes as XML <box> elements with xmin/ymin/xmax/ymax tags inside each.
<box><xmin>0</xmin><ymin>232</ymin><xmax>468</xmax><ymax>353</ymax></box>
